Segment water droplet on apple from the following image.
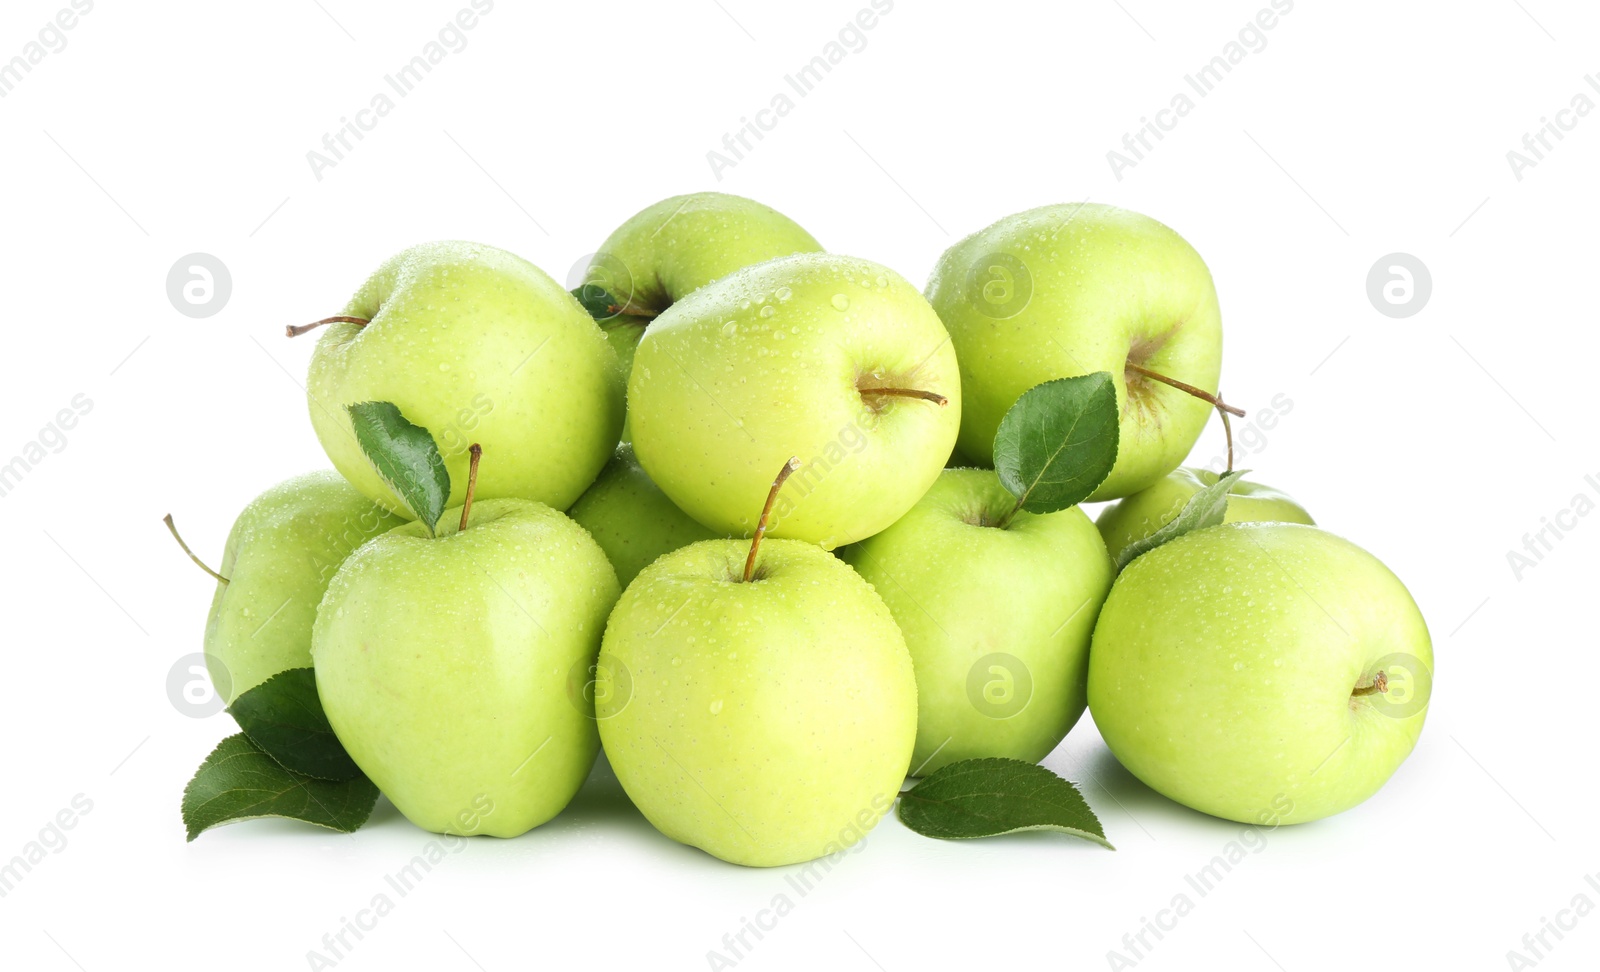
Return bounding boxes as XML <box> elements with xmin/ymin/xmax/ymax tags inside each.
<box><xmin>760</xmin><ymin>305</ymin><xmax>776</xmax><ymax>318</ymax></box>
<box><xmin>775</xmin><ymin>286</ymin><xmax>792</xmax><ymax>302</ymax></box>
<box><xmin>709</xmin><ymin>699</ymin><xmax>724</xmax><ymax>715</ymax></box>
<box><xmin>831</xmin><ymin>294</ymin><xmax>850</xmax><ymax>311</ymax></box>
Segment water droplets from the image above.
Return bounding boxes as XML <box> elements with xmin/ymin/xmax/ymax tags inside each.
<box><xmin>708</xmin><ymin>699</ymin><xmax>724</xmax><ymax>715</ymax></box>
<box><xmin>830</xmin><ymin>294</ymin><xmax>850</xmax><ymax>311</ymax></box>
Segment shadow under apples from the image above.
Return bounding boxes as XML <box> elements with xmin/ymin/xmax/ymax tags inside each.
<box><xmin>1051</xmin><ymin>733</ymin><xmax>1315</xmax><ymax>842</ymax></box>
<box><xmin>544</xmin><ymin>749</ymin><xmax>654</xmax><ymax>834</ymax></box>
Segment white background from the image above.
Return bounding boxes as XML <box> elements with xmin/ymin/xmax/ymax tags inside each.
<box><xmin>0</xmin><ymin>1</ymin><xmax>1593</xmax><ymax>969</ymax></box>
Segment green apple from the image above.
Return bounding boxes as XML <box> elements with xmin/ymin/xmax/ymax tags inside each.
<box><xmin>188</xmin><ymin>471</ymin><xmax>406</xmax><ymax>702</ymax></box>
<box><xmin>629</xmin><ymin>253</ymin><xmax>961</xmax><ymax>548</ymax></box>
<box><xmin>313</xmin><ymin>498</ymin><xmax>620</xmax><ymax>837</ymax></box>
<box><xmin>926</xmin><ymin>203</ymin><xmax>1223</xmax><ymax>500</ymax></box>
<box><xmin>1096</xmin><ymin>467</ymin><xmax>1315</xmax><ymax>563</ymax></box>
<box><xmin>567</xmin><ymin>443</ymin><xmax>723</xmax><ymax>588</ymax></box>
<box><xmin>598</xmin><ymin>464</ymin><xmax>917</xmax><ymax>868</ymax></box>
<box><xmin>1087</xmin><ymin>523</ymin><xmax>1433</xmax><ymax>824</ymax></box>
<box><xmin>304</xmin><ymin>241</ymin><xmax>624</xmax><ymax>516</ymax></box>
<box><xmin>580</xmin><ymin>192</ymin><xmax>823</xmax><ymax>390</ymax></box>
<box><xmin>842</xmin><ymin>469</ymin><xmax>1114</xmax><ymax>775</ymax></box>
<box><xmin>597</xmin><ymin>536</ymin><xmax>916</xmax><ymax>866</ymax></box>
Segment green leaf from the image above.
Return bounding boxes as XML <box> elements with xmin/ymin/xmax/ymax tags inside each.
<box><xmin>898</xmin><ymin>758</ymin><xmax>1112</xmax><ymax>847</ymax></box>
<box><xmin>993</xmin><ymin>374</ymin><xmax>1120</xmax><ymax>516</ymax></box>
<box><xmin>227</xmin><ymin>668</ymin><xmax>362</xmax><ymax>782</ymax></box>
<box><xmin>347</xmin><ymin>401</ymin><xmax>450</xmax><ymax>535</ymax></box>
<box><xmin>1116</xmin><ymin>469</ymin><xmax>1249</xmax><ymax>571</ymax></box>
<box><xmin>182</xmin><ymin>734</ymin><xmax>379</xmax><ymax>841</ymax></box>
<box><xmin>570</xmin><ymin>284</ymin><xmax>619</xmax><ymax>322</ymax></box>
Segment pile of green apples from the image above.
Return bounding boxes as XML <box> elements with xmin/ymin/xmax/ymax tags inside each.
<box><xmin>173</xmin><ymin>193</ymin><xmax>1433</xmax><ymax>866</ymax></box>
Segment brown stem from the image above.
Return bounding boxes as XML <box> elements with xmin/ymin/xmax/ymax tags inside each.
<box><xmin>286</xmin><ymin>316</ymin><xmax>369</xmax><ymax>338</ymax></box>
<box><xmin>858</xmin><ymin>387</ymin><xmax>950</xmax><ymax>407</ymax></box>
<box><xmin>163</xmin><ymin>514</ymin><xmax>228</xmax><ymax>584</ymax></box>
<box><xmin>1351</xmin><ymin>670</ymin><xmax>1389</xmax><ymax>698</ymax></box>
<box><xmin>458</xmin><ymin>444</ymin><xmax>483</xmax><ymax>533</ymax></box>
<box><xmin>1127</xmin><ymin>363</ymin><xmax>1245</xmax><ymax>417</ymax></box>
<box><xmin>1219</xmin><ymin>401</ymin><xmax>1235</xmax><ymax>473</ymax></box>
<box><xmin>608</xmin><ymin>304</ymin><xmax>660</xmax><ymax>321</ymax></box>
<box><xmin>742</xmin><ymin>457</ymin><xmax>800</xmax><ymax>583</ymax></box>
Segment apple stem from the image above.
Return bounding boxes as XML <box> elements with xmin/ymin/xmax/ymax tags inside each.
<box><xmin>859</xmin><ymin>387</ymin><xmax>950</xmax><ymax>407</ymax></box>
<box><xmin>286</xmin><ymin>315</ymin><xmax>369</xmax><ymax>338</ymax></box>
<box><xmin>1351</xmin><ymin>670</ymin><xmax>1389</xmax><ymax>698</ymax></box>
<box><xmin>458</xmin><ymin>444</ymin><xmax>483</xmax><ymax>533</ymax></box>
<box><xmin>742</xmin><ymin>457</ymin><xmax>801</xmax><ymax>583</ymax></box>
<box><xmin>1127</xmin><ymin>363</ymin><xmax>1245</xmax><ymax>417</ymax></box>
<box><xmin>609</xmin><ymin>303</ymin><xmax>660</xmax><ymax>321</ymax></box>
<box><xmin>1219</xmin><ymin>402</ymin><xmax>1235</xmax><ymax>473</ymax></box>
<box><xmin>162</xmin><ymin>514</ymin><xmax>229</xmax><ymax>585</ymax></box>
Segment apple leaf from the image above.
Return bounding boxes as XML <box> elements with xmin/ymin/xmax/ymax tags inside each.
<box><xmin>1116</xmin><ymin>469</ymin><xmax>1249</xmax><ymax>570</ymax></box>
<box><xmin>897</xmin><ymin>758</ymin><xmax>1112</xmax><ymax>848</ymax></box>
<box><xmin>347</xmin><ymin>401</ymin><xmax>450</xmax><ymax>535</ymax></box>
<box><xmin>571</xmin><ymin>284</ymin><xmax>619</xmax><ymax>322</ymax></box>
<box><xmin>993</xmin><ymin>374</ymin><xmax>1120</xmax><ymax>515</ymax></box>
<box><xmin>182</xmin><ymin>734</ymin><xmax>379</xmax><ymax>841</ymax></box>
<box><xmin>227</xmin><ymin>668</ymin><xmax>362</xmax><ymax>782</ymax></box>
